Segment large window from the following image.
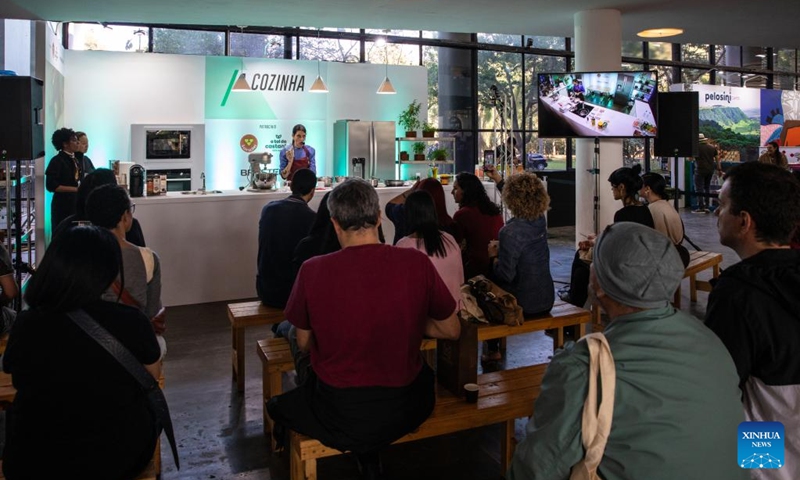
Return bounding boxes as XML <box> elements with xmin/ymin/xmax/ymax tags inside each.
<box><xmin>230</xmin><ymin>33</ymin><xmax>285</xmax><ymax>58</ymax></box>
<box><xmin>152</xmin><ymin>28</ymin><xmax>224</xmax><ymax>56</ymax></box>
<box><xmin>68</xmin><ymin>23</ymin><xmax>149</xmax><ymax>52</ymax></box>
<box><xmin>299</xmin><ymin>36</ymin><xmax>359</xmax><ymax>62</ymax></box>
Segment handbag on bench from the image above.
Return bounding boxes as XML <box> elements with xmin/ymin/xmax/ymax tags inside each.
<box><xmin>66</xmin><ymin>309</ymin><xmax>180</xmax><ymax>470</ymax></box>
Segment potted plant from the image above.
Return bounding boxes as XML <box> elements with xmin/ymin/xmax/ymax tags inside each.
<box><xmin>399</xmin><ymin>100</ymin><xmax>421</xmax><ymax>137</ymax></box>
<box><xmin>428</xmin><ymin>147</ymin><xmax>448</xmax><ymax>161</ymax></box>
<box><xmin>399</xmin><ymin>150</ymin><xmax>409</xmax><ymax>161</ymax></box>
<box><xmin>412</xmin><ymin>142</ymin><xmax>426</xmax><ymax>161</ymax></box>
<box><xmin>422</xmin><ymin>121</ymin><xmax>436</xmax><ymax>138</ymax></box>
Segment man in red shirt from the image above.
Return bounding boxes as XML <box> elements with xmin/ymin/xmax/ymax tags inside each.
<box><xmin>267</xmin><ymin>178</ymin><xmax>460</xmax><ymax>480</ymax></box>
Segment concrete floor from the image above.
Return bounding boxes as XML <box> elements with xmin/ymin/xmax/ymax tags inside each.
<box><xmin>19</xmin><ymin>208</ymin><xmax>739</xmax><ymax>480</ymax></box>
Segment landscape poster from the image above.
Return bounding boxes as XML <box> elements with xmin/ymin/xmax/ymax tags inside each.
<box><xmin>690</xmin><ymin>84</ymin><xmax>760</xmax><ymax>162</ymax></box>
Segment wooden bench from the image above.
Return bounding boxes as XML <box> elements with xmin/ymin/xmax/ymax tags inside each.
<box><xmin>288</xmin><ymin>363</ymin><xmax>548</xmax><ymax>480</ymax></box>
<box><xmin>591</xmin><ymin>250</ymin><xmax>724</xmax><ymax>328</ymax></box>
<box><xmin>227</xmin><ymin>301</ymin><xmax>285</xmax><ymax>393</ymax></box>
<box><xmin>673</xmin><ymin>250</ymin><xmax>723</xmax><ymax>308</ymax></box>
<box><xmin>257</xmin><ymin>336</ymin><xmax>438</xmax><ymax>445</ymax></box>
<box><xmin>479</xmin><ymin>300</ymin><xmax>591</xmax><ymax>353</ymax></box>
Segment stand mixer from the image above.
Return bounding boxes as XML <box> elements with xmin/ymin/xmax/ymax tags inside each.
<box><xmin>243</xmin><ymin>151</ymin><xmax>278</xmax><ymax>190</ymax></box>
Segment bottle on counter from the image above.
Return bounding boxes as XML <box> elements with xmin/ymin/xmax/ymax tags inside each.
<box><xmin>146</xmin><ymin>177</ymin><xmax>154</xmax><ymax>196</ymax></box>
<box><xmin>160</xmin><ymin>174</ymin><xmax>167</xmax><ymax>194</ymax></box>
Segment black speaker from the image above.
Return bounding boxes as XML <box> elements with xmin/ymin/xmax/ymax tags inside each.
<box><xmin>0</xmin><ymin>76</ymin><xmax>44</xmax><ymax>160</ymax></box>
<box><xmin>655</xmin><ymin>92</ymin><xmax>699</xmax><ymax>158</ymax></box>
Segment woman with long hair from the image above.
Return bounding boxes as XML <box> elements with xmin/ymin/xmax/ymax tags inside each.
<box><xmin>385</xmin><ymin>178</ymin><xmax>462</xmax><ymax>245</ymax></box>
<box><xmin>397</xmin><ymin>190</ymin><xmax>463</xmax><ymax>305</ymax></box>
<box><xmin>2</xmin><ymin>225</ymin><xmax>161</xmax><ymax>479</ymax></box>
<box><xmin>452</xmin><ymin>172</ymin><xmax>504</xmax><ymax>280</ymax></box>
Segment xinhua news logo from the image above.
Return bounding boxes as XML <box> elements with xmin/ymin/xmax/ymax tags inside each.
<box><xmin>738</xmin><ymin>421</ymin><xmax>784</xmax><ymax>470</ymax></box>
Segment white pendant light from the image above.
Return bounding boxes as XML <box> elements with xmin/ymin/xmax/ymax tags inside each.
<box><xmin>310</xmin><ymin>29</ymin><xmax>329</xmax><ymax>93</ymax></box>
<box><xmin>377</xmin><ymin>43</ymin><xmax>396</xmax><ymax>94</ymax></box>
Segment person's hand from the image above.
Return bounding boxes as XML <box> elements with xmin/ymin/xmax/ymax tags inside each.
<box><xmin>484</xmin><ymin>165</ymin><xmax>502</xmax><ymax>184</ymax></box>
<box><xmin>151</xmin><ymin>307</ymin><xmax>167</xmax><ymax>335</ymax></box>
<box><xmin>487</xmin><ymin>240</ymin><xmax>499</xmax><ymax>259</ymax></box>
<box><xmin>286</xmin><ymin>147</ymin><xmax>294</xmax><ymax>163</ymax></box>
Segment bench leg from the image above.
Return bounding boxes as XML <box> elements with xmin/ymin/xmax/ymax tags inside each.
<box><xmin>233</xmin><ymin>326</ymin><xmax>245</xmax><ymax>393</ymax></box>
<box><xmin>500</xmin><ymin>419</ymin><xmax>515</xmax><ymax>475</ymax></box>
<box><xmin>290</xmin><ymin>443</ymin><xmax>317</xmax><ymax>480</ymax></box>
<box><xmin>689</xmin><ymin>275</ymin><xmax>697</xmax><ymax>303</ymax></box>
<box><xmin>556</xmin><ymin>328</ymin><xmax>564</xmax><ymax>349</ymax></box>
<box><xmin>578</xmin><ymin>322</ymin><xmax>587</xmax><ymax>339</ymax></box>
<box><xmin>267</xmin><ymin>372</ymin><xmax>283</xmax><ymax>449</ymax></box>
<box><xmin>499</xmin><ymin>337</ymin><xmax>507</xmax><ymax>352</ymax></box>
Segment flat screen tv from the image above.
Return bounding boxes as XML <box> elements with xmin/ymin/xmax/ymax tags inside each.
<box><xmin>536</xmin><ymin>71</ymin><xmax>658</xmax><ymax>138</ymax></box>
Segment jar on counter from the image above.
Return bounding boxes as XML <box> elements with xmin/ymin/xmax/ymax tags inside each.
<box><xmin>146</xmin><ymin>177</ymin><xmax>154</xmax><ymax>196</ymax></box>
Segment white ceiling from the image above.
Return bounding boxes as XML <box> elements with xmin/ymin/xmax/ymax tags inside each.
<box><xmin>3</xmin><ymin>0</ymin><xmax>799</xmax><ymax>51</ymax></box>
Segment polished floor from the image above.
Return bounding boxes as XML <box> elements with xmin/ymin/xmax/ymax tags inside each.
<box><xmin>9</xmin><ymin>208</ymin><xmax>736</xmax><ymax>480</ymax></box>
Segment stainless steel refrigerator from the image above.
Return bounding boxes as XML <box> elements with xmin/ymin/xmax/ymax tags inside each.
<box><xmin>333</xmin><ymin>120</ymin><xmax>396</xmax><ymax>180</ymax></box>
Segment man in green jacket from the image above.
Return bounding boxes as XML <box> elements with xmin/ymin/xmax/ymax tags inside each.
<box><xmin>508</xmin><ymin>222</ymin><xmax>747</xmax><ymax>480</ymax></box>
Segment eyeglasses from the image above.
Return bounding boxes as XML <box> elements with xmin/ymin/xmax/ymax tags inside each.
<box><xmin>129</xmin><ymin>204</ymin><xmax>136</xmax><ymax>214</ymax></box>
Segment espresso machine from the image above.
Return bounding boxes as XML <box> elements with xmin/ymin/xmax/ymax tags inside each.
<box><xmin>129</xmin><ymin>164</ymin><xmax>145</xmax><ymax>197</ymax></box>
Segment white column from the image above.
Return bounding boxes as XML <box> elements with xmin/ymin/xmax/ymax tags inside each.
<box><xmin>574</xmin><ymin>10</ymin><xmax>622</xmax><ymax>243</ymax></box>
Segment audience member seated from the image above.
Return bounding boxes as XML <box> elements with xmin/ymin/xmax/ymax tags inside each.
<box><xmin>256</xmin><ymin>168</ymin><xmax>317</xmax><ymax>308</ymax></box>
<box><xmin>485</xmin><ymin>173</ymin><xmax>554</xmax><ymax>361</ymax></box>
<box><xmin>2</xmin><ymin>225</ymin><xmax>162</xmax><ymax>479</ymax></box>
<box><xmin>385</xmin><ymin>179</ymin><xmax>462</xmax><ymax>245</ymax></box>
<box><xmin>266</xmin><ymin>179</ymin><xmax>460</xmax><ymax>480</ymax></box>
<box><xmin>705</xmin><ymin>162</ymin><xmax>800</xmax><ymax>472</ymax></box>
<box><xmin>54</xmin><ymin>168</ymin><xmax>146</xmax><ymax>247</ymax></box>
<box><xmin>452</xmin><ymin>172</ymin><xmax>504</xmax><ymax>280</ymax></box>
<box><xmin>86</xmin><ymin>184</ymin><xmax>167</xmax><ymax>358</ymax></box>
<box><xmin>640</xmin><ymin>172</ymin><xmax>689</xmax><ymax>267</ymax></box>
<box><xmin>396</xmin><ymin>190</ymin><xmax>464</xmax><ymax>305</ymax></box>
<box><xmin>565</xmin><ymin>164</ymin><xmax>653</xmax><ymax>308</ymax></box>
<box><xmin>508</xmin><ymin>222</ymin><xmax>747</xmax><ymax>480</ymax></box>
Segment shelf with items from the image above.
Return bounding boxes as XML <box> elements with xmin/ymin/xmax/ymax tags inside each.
<box><xmin>0</xmin><ymin>158</ymin><xmax>36</xmax><ymax>311</ymax></box>
<box><xmin>396</xmin><ymin>136</ymin><xmax>457</xmax><ymax>164</ymax></box>
<box><xmin>398</xmin><ymin>160</ymin><xmax>454</xmax><ymax>165</ymax></box>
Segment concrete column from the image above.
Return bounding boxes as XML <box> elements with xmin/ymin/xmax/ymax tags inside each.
<box><xmin>573</xmin><ymin>10</ymin><xmax>622</xmax><ymax>243</ymax></box>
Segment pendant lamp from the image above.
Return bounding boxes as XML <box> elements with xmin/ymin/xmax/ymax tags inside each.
<box><xmin>232</xmin><ymin>72</ymin><xmax>251</xmax><ymax>91</ymax></box>
<box><xmin>377</xmin><ymin>44</ymin><xmax>396</xmax><ymax>94</ymax></box>
<box><xmin>310</xmin><ymin>29</ymin><xmax>329</xmax><ymax>93</ymax></box>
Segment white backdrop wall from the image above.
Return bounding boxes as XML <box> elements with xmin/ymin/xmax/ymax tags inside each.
<box><xmin>63</xmin><ymin>50</ymin><xmax>427</xmax><ymax>188</ymax></box>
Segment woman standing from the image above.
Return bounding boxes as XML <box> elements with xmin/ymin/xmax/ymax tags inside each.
<box><xmin>45</xmin><ymin>128</ymin><xmax>86</xmax><ymax>231</ymax></box>
<box><xmin>2</xmin><ymin>225</ymin><xmax>161</xmax><ymax>479</ymax></box>
<box><xmin>280</xmin><ymin>124</ymin><xmax>316</xmax><ymax>181</ymax></box>
<box><xmin>452</xmin><ymin>172</ymin><xmax>504</xmax><ymax>280</ymax></box>
<box><xmin>758</xmin><ymin>141</ymin><xmax>789</xmax><ymax>169</ymax></box>
<box><xmin>74</xmin><ymin>131</ymin><xmax>97</xmax><ymax>177</ymax></box>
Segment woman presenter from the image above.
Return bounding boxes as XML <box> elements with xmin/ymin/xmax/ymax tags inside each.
<box><xmin>279</xmin><ymin>124</ymin><xmax>316</xmax><ymax>181</ymax></box>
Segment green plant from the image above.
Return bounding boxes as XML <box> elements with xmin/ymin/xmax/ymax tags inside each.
<box><xmin>422</xmin><ymin>121</ymin><xmax>436</xmax><ymax>134</ymax></box>
<box><xmin>428</xmin><ymin>148</ymin><xmax>448</xmax><ymax>161</ymax></box>
<box><xmin>399</xmin><ymin>100</ymin><xmax>422</xmax><ymax>132</ymax></box>
<box><xmin>412</xmin><ymin>142</ymin><xmax>426</xmax><ymax>155</ymax></box>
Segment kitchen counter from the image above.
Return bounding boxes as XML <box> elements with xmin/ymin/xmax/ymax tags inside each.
<box><xmin>135</xmin><ymin>182</ymin><xmax>498</xmax><ymax>306</ymax></box>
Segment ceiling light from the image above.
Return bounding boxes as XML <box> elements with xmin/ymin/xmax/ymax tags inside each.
<box><xmin>309</xmin><ymin>29</ymin><xmax>329</xmax><ymax>93</ymax></box>
<box><xmin>637</xmin><ymin>28</ymin><xmax>684</xmax><ymax>39</ymax></box>
<box><xmin>376</xmin><ymin>44</ymin><xmax>396</xmax><ymax>94</ymax></box>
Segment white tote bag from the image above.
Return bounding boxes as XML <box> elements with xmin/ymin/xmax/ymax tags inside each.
<box><xmin>569</xmin><ymin>333</ymin><xmax>616</xmax><ymax>480</ymax></box>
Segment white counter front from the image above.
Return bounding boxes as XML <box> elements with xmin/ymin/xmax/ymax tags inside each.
<box><xmin>135</xmin><ymin>183</ymin><xmax>497</xmax><ymax>306</ymax></box>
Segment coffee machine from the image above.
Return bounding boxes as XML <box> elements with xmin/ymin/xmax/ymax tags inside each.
<box><xmin>129</xmin><ymin>164</ymin><xmax>146</xmax><ymax>197</ymax></box>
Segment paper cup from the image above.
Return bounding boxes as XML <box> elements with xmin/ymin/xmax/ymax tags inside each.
<box><xmin>464</xmin><ymin>383</ymin><xmax>479</xmax><ymax>404</ymax></box>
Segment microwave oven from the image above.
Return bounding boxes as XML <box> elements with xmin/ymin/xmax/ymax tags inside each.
<box><xmin>145</xmin><ymin>129</ymin><xmax>191</xmax><ymax>160</ymax></box>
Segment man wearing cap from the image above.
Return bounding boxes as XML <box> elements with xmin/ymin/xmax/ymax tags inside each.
<box><xmin>705</xmin><ymin>162</ymin><xmax>800</xmax><ymax>480</ymax></box>
<box><xmin>693</xmin><ymin>133</ymin><xmax>722</xmax><ymax>213</ymax></box>
<box><xmin>508</xmin><ymin>222</ymin><xmax>746</xmax><ymax>480</ymax></box>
